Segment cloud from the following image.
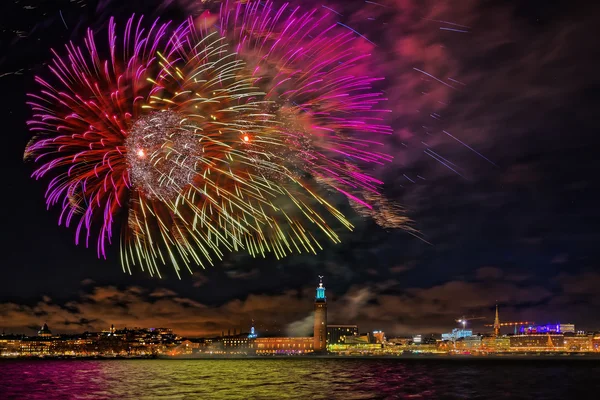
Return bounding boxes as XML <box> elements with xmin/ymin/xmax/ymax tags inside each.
<box><xmin>0</xmin><ymin>284</ymin><xmax>317</xmax><ymax>337</ymax></box>
<box><xmin>329</xmin><ymin>286</ymin><xmax>375</xmax><ymax>322</ymax></box>
<box><xmin>316</xmin><ymin>0</ymin><xmax>600</xmax><ymax>249</ymax></box>
<box><xmin>149</xmin><ymin>288</ymin><xmax>178</xmax><ymax>298</ymax></box>
<box><xmin>557</xmin><ymin>271</ymin><xmax>600</xmax><ymax>301</ymax></box>
<box><xmin>3</xmin><ymin>267</ymin><xmax>600</xmax><ymax>336</ymax></box>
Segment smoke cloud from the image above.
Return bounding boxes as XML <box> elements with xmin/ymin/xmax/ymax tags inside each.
<box><xmin>285</xmin><ymin>312</ymin><xmax>315</xmax><ymax>337</ymax></box>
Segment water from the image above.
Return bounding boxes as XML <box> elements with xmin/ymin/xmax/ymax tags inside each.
<box><xmin>1</xmin><ymin>357</ymin><xmax>599</xmax><ymax>399</ymax></box>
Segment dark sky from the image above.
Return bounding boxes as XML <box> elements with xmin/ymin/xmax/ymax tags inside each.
<box><xmin>0</xmin><ymin>0</ymin><xmax>598</xmax><ymax>337</ymax></box>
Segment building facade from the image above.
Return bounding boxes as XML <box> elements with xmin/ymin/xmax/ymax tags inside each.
<box><xmin>509</xmin><ymin>334</ymin><xmax>565</xmax><ymax>350</ymax></box>
<box><xmin>593</xmin><ymin>335</ymin><xmax>600</xmax><ymax>351</ymax></box>
<box><xmin>559</xmin><ymin>324</ymin><xmax>576</xmax><ymax>333</ymax></box>
<box><xmin>0</xmin><ymin>336</ymin><xmax>22</xmax><ymax>356</ymax></box>
<box><xmin>222</xmin><ymin>335</ymin><xmax>253</xmax><ymax>354</ymax></box>
<box><xmin>563</xmin><ymin>335</ymin><xmax>593</xmax><ymax>352</ymax></box>
<box><xmin>482</xmin><ymin>336</ymin><xmax>510</xmax><ymax>352</ymax></box>
<box><xmin>253</xmin><ymin>337</ymin><xmax>314</xmax><ymax>354</ymax></box>
<box><xmin>520</xmin><ymin>323</ymin><xmax>575</xmax><ymax>334</ymax></box>
<box><xmin>456</xmin><ymin>335</ymin><xmax>483</xmax><ymax>350</ymax></box>
<box><xmin>372</xmin><ymin>331</ymin><xmax>386</xmax><ymax>344</ymax></box>
<box><xmin>442</xmin><ymin>328</ymin><xmax>473</xmax><ymax>342</ymax></box>
<box><xmin>328</xmin><ymin>343</ymin><xmax>382</xmax><ymax>355</ymax></box>
<box><xmin>327</xmin><ymin>325</ymin><xmax>358</xmax><ymax>344</ymax></box>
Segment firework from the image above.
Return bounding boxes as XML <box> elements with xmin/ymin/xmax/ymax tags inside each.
<box><xmin>25</xmin><ymin>2</ymin><xmax>402</xmax><ymax>276</ymax></box>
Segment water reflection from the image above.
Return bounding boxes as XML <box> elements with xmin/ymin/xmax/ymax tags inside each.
<box><xmin>1</xmin><ymin>358</ymin><xmax>599</xmax><ymax>399</ymax></box>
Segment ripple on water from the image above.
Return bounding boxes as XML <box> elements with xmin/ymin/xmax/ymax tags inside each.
<box><xmin>1</xmin><ymin>358</ymin><xmax>599</xmax><ymax>399</ymax></box>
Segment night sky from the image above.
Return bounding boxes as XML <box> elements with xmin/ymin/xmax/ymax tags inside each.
<box><xmin>1</xmin><ymin>0</ymin><xmax>598</xmax><ymax>338</ymax></box>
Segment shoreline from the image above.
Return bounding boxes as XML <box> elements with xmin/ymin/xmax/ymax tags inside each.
<box><xmin>2</xmin><ymin>353</ymin><xmax>600</xmax><ymax>361</ymax></box>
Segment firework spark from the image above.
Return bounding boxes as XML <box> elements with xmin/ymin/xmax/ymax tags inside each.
<box><xmin>125</xmin><ymin>110</ymin><xmax>201</xmax><ymax>201</ymax></box>
<box><xmin>25</xmin><ymin>1</ymin><xmax>405</xmax><ymax>276</ymax></box>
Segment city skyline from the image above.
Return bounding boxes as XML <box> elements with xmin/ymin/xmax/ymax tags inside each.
<box><xmin>0</xmin><ymin>277</ymin><xmax>594</xmax><ymax>339</ymax></box>
<box><xmin>2</xmin><ymin>278</ymin><xmax>597</xmax><ymax>358</ymax></box>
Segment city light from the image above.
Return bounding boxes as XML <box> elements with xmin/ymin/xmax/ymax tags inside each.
<box><xmin>1</xmin><ymin>287</ymin><xmax>598</xmax><ymax>359</ymax></box>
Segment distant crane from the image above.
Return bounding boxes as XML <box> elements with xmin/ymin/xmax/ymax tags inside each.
<box><xmin>455</xmin><ymin>316</ymin><xmax>485</xmax><ymax>330</ymax></box>
<box><xmin>484</xmin><ymin>321</ymin><xmax>535</xmax><ymax>335</ymax></box>
<box><xmin>482</xmin><ymin>303</ymin><xmax>534</xmax><ymax>335</ymax></box>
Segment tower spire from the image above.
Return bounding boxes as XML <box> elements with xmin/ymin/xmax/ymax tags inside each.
<box><xmin>315</xmin><ymin>276</ymin><xmax>326</xmax><ymax>301</ymax></box>
<box><xmin>547</xmin><ymin>332</ymin><xmax>554</xmax><ymax>348</ymax></box>
<box><xmin>493</xmin><ymin>302</ymin><xmax>501</xmax><ymax>336</ymax></box>
<box><xmin>248</xmin><ymin>319</ymin><xmax>257</xmax><ymax>338</ymax></box>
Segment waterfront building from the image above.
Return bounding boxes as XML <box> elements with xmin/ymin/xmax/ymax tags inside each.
<box><xmin>169</xmin><ymin>340</ymin><xmax>199</xmax><ymax>356</ymax></box>
<box><xmin>343</xmin><ymin>335</ymin><xmax>370</xmax><ymax>345</ymax></box>
<box><xmin>162</xmin><ymin>339</ymin><xmax>204</xmax><ymax>356</ymax></box>
<box><xmin>51</xmin><ymin>337</ymin><xmax>92</xmax><ymax>356</ymax></box>
<box><xmin>372</xmin><ymin>331</ymin><xmax>386</xmax><ymax>344</ymax></box>
<box><xmin>407</xmin><ymin>342</ymin><xmax>440</xmax><ymax>353</ymax></box>
<box><xmin>222</xmin><ymin>335</ymin><xmax>253</xmax><ymax>354</ymax></box>
<box><xmin>509</xmin><ymin>334</ymin><xmax>565</xmax><ymax>350</ymax></box>
<box><xmin>520</xmin><ymin>323</ymin><xmax>575</xmax><ymax>334</ymax></box>
<box><xmin>559</xmin><ymin>324</ymin><xmax>576</xmax><ymax>333</ymax></box>
<box><xmin>0</xmin><ymin>335</ymin><xmax>23</xmax><ymax>356</ymax></box>
<box><xmin>593</xmin><ymin>335</ymin><xmax>600</xmax><ymax>351</ymax></box>
<box><xmin>387</xmin><ymin>337</ymin><xmax>411</xmax><ymax>346</ymax></box>
<box><xmin>313</xmin><ymin>276</ymin><xmax>327</xmax><ymax>353</ymax></box>
<box><xmin>253</xmin><ymin>337</ymin><xmax>314</xmax><ymax>354</ymax></box>
<box><xmin>357</xmin><ymin>333</ymin><xmax>373</xmax><ymax>343</ymax></box>
<box><xmin>327</xmin><ymin>325</ymin><xmax>358</xmax><ymax>344</ymax></box>
<box><xmin>563</xmin><ymin>334</ymin><xmax>593</xmax><ymax>352</ymax></box>
<box><xmin>200</xmin><ymin>338</ymin><xmax>225</xmax><ymax>354</ymax></box>
<box><xmin>327</xmin><ymin>343</ymin><xmax>382</xmax><ymax>355</ymax></box>
<box><xmin>456</xmin><ymin>335</ymin><xmax>483</xmax><ymax>350</ymax></box>
<box><xmin>481</xmin><ymin>336</ymin><xmax>510</xmax><ymax>352</ymax></box>
<box><xmin>441</xmin><ymin>328</ymin><xmax>472</xmax><ymax>342</ymax></box>
<box><xmin>20</xmin><ymin>338</ymin><xmax>52</xmax><ymax>356</ymax></box>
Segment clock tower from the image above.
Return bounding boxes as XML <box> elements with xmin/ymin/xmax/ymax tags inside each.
<box><xmin>313</xmin><ymin>276</ymin><xmax>327</xmax><ymax>353</ymax></box>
